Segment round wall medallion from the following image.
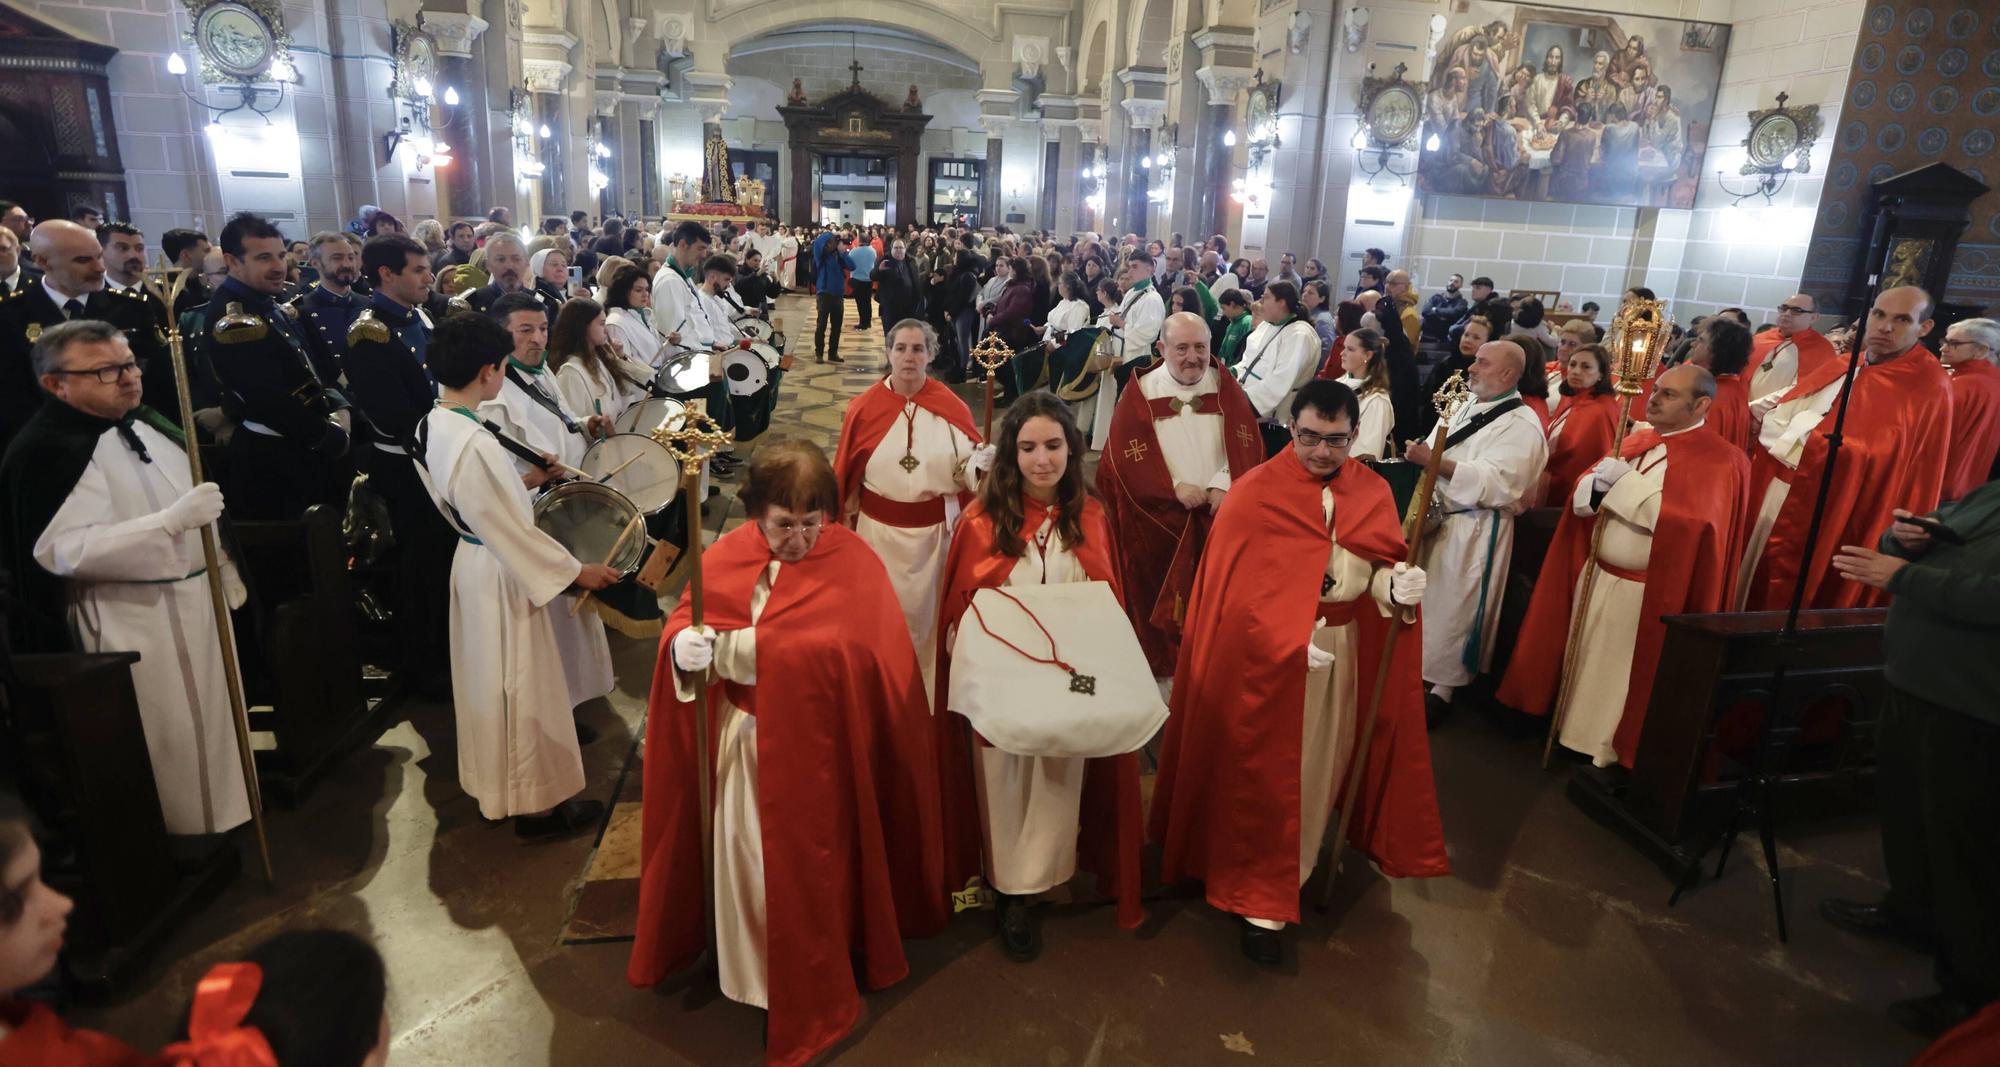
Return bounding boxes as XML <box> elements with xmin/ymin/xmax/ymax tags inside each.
<box><xmin>1866</xmin><ymin>4</ymin><xmax>1895</xmax><ymax>35</ymax></box>
<box><xmin>1917</xmin><ymin>126</ymin><xmax>1948</xmax><ymax>155</ymax></box>
<box><xmin>1858</xmin><ymin>42</ymin><xmax>1885</xmax><ymax>72</ymax></box>
<box><xmin>1832</xmin><ymin>161</ymin><xmax>1858</xmax><ymax>189</ymax></box>
<box><xmin>1927</xmin><ymin>85</ymin><xmax>1958</xmax><ymax>113</ymax></box>
<box><xmin>1945</xmin><ymin>9</ymin><xmax>1976</xmax><ymax>38</ymax></box>
<box><xmin>1976</xmin><ymin>87</ymin><xmax>2000</xmax><ymax>117</ymax></box>
<box><xmin>1821</xmin><ymin>201</ymin><xmax>1849</xmax><ymax>229</ymax></box>
<box><xmin>1867</xmin><ymin>163</ymin><xmax>1895</xmax><ymax>185</ymax></box>
<box><xmin>1876</xmin><ymin>124</ymin><xmax>1905</xmax><ymax>152</ymax></box>
<box><xmin>193</xmin><ymin>1</ymin><xmax>277</xmax><ymax>80</ymax></box>
<box><xmin>1894</xmin><ymin>45</ymin><xmax>1924</xmax><ymax>75</ymax></box>
<box><xmin>1904</xmin><ymin>8</ymin><xmax>1933</xmax><ymax>37</ymax></box>
<box><xmin>1938</xmin><ymin>47</ymin><xmax>1968</xmax><ymax>78</ymax></box>
<box><xmin>1842</xmin><ymin>119</ymin><xmax>1869</xmax><ymax>151</ymax></box>
<box><xmin>1984</xmin><ymin>50</ymin><xmax>2000</xmax><ymax>78</ymax></box>
<box><xmin>1964</xmin><ymin>129</ymin><xmax>1995</xmax><ymax>158</ymax></box>
<box><xmin>1851</xmin><ymin>80</ymin><xmax>1878</xmax><ymax>109</ymax></box>
<box><xmin>1885</xmin><ymin>82</ymin><xmax>1916</xmax><ymax>112</ymax></box>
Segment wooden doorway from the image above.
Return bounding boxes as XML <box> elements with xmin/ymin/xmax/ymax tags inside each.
<box><xmin>777</xmin><ymin>84</ymin><xmax>930</xmax><ymax>226</ymax></box>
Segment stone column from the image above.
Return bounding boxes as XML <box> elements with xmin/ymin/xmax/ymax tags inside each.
<box><xmin>975</xmin><ymin>88</ymin><xmax>1020</xmax><ymax>230</ymax></box>
<box><xmin>423</xmin><ymin>12</ymin><xmax>490</xmax><ymax>222</ymax></box>
<box><xmin>1192</xmin><ymin>28</ymin><xmax>1256</xmax><ymax>245</ymax></box>
<box><xmin>1259</xmin><ymin>0</ymin><xmax>1341</xmax><ymax>260</ymax></box>
<box><xmin>592</xmin><ymin>91</ymin><xmax>620</xmax><ymax>219</ymax></box>
<box><xmin>1054</xmin><ymin>123</ymin><xmax>1083</xmax><ymax>234</ymax></box>
<box><xmin>1116</xmin><ymin>67</ymin><xmax>1167</xmax><ymax>238</ymax></box>
<box><xmin>523</xmin><ymin>57</ymin><xmax>572</xmax><ymax>215</ymax></box>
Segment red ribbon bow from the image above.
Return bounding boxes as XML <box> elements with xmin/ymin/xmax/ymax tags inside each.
<box><xmin>157</xmin><ymin>962</ymin><xmax>279</xmax><ymax>1067</ymax></box>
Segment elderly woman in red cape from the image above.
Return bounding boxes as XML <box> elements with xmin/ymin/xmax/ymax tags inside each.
<box><xmin>935</xmin><ymin>389</ymin><xmax>1144</xmax><ymax>963</ymax></box>
<box><xmin>1539</xmin><ymin>342</ymin><xmax>1621</xmax><ymax>505</ymax></box>
<box><xmin>1149</xmin><ymin>379</ymin><xmax>1447</xmax><ymax>966</ymax></box>
<box><xmin>626</xmin><ymin>441</ymin><xmax>946</xmax><ymax>1067</ymax></box>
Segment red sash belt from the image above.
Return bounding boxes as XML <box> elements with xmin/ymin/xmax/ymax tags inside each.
<box><xmin>1316</xmin><ymin>599</ymin><xmax>1361</xmax><ymax>626</ymax></box>
<box><xmin>1595</xmin><ymin>559</ymin><xmax>1647</xmax><ymax>583</ymax></box>
<box><xmin>1146</xmin><ymin>392</ymin><xmax>1216</xmax><ymax>419</ymax></box>
<box><xmin>860</xmin><ymin>487</ymin><xmax>946</xmax><ymax>528</ymax></box>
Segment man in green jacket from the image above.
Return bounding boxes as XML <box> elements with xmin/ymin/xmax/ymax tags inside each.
<box><xmin>1823</xmin><ymin>484</ymin><xmax>2000</xmax><ymax>1038</ymax></box>
<box><xmin>1217</xmin><ymin>288</ymin><xmax>1254</xmax><ymax>367</ymax></box>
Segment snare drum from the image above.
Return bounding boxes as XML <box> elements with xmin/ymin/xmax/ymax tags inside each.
<box><xmin>615</xmin><ymin>395</ymin><xmax>687</xmax><ymax>435</ymax></box>
<box><xmin>581</xmin><ymin>433</ymin><xmax>682</xmax><ymax>513</ymax></box>
<box><xmin>723</xmin><ymin>347</ymin><xmax>771</xmax><ymax>396</ymax></box>
<box><xmin>735</xmin><ymin>316</ymin><xmax>772</xmax><ymax>342</ymax></box>
<box><xmin>532</xmin><ymin>481</ymin><xmax>646</xmax><ymax>575</ymax></box>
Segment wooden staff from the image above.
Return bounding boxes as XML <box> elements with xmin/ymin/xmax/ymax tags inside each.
<box><xmin>1319</xmin><ymin>372</ymin><xmax>1468</xmax><ymax>911</ymax></box>
<box><xmin>162</xmin><ymin>269</ymin><xmax>274</xmax><ymax>885</ymax></box>
<box><xmin>1541</xmin><ymin>299</ymin><xmax>1669</xmax><ymax>769</ymax></box>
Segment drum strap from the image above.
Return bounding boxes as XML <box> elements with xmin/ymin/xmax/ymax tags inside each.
<box><xmin>408</xmin><ymin>416</ymin><xmax>481</xmax><ymax>542</ymax></box>
<box><xmin>507</xmin><ymin>364</ymin><xmax>583</xmax><ymax>435</ymax></box>
<box><xmin>1443</xmin><ymin>397</ymin><xmax>1525</xmax><ymax>451</ymax></box>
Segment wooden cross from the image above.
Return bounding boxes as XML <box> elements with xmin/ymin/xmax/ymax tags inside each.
<box><xmin>1123</xmin><ymin>439</ymin><xmax>1149</xmax><ymax>462</ymax></box>
<box><xmin>849</xmin><ymin>59</ymin><xmax>865</xmax><ymax>86</ymax></box>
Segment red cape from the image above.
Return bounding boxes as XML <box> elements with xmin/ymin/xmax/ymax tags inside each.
<box><xmin>0</xmin><ymin>1002</ymin><xmax>156</xmax><ymax>1066</ymax></box>
<box><xmin>1944</xmin><ymin>358</ymin><xmax>2000</xmax><ymax>500</ymax></box>
<box><xmin>1542</xmin><ymin>392</ymin><xmax>1621</xmax><ymax>505</ymax></box>
<box><xmin>626</xmin><ymin>523</ymin><xmax>946</xmax><ymax>1067</ymax></box>
<box><xmin>1149</xmin><ymin>448</ymin><xmax>1449</xmax><ymax>925</ymax></box>
<box><xmin>833</xmin><ymin>377</ymin><xmax>981</xmax><ymax>517</ymax></box>
<box><xmin>1743</xmin><ymin>345</ymin><xmax>1953</xmax><ymax>610</ymax></box>
<box><xmin>1094</xmin><ymin>360</ymin><xmax>1265</xmax><ymax>674</ymax></box>
<box><xmin>931</xmin><ymin>494</ymin><xmax>1145</xmax><ymax>929</ymax></box>
<box><xmin>1493</xmin><ymin>428</ymin><xmax>1752</xmax><ymax>765</ymax></box>
<box><xmin>1913</xmin><ymin>1002</ymin><xmax>2000</xmax><ymax>1067</ymax></box>
<box><xmin>1709</xmin><ymin>371</ymin><xmax>1752</xmax><ymax>451</ymax></box>
<box><xmin>1751</xmin><ymin>327</ymin><xmax>1838</xmax><ymax>392</ymax></box>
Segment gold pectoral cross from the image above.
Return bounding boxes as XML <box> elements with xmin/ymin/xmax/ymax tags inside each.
<box><xmin>900</xmin><ymin>452</ymin><xmax>920</xmax><ymax>473</ymax></box>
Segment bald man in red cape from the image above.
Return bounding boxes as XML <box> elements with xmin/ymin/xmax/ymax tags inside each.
<box><xmin>1737</xmin><ymin>287</ymin><xmax>1952</xmax><ymax>611</ymax></box>
<box><xmin>1941</xmin><ymin>334</ymin><xmax>2000</xmax><ymax>501</ymax></box>
<box><xmin>1496</xmin><ymin>365</ymin><xmax>1752</xmax><ymax>766</ymax></box>
<box><xmin>626</xmin><ymin>447</ymin><xmax>945</xmax><ymax>1067</ymax></box>
<box><xmin>1096</xmin><ymin>313</ymin><xmax>1265</xmax><ymax>675</ymax></box>
<box><xmin>933</xmin><ymin>493</ymin><xmax>1145</xmax><ymax>933</ymax></box>
<box><xmin>1150</xmin><ymin>381</ymin><xmax>1447</xmax><ymax>962</ymax></box>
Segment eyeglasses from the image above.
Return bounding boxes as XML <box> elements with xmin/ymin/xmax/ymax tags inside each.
<box><xmin>1776</xmin><ymin>304</ymin><xmax>1812</xmax><ymax>315</ymax></box>
<box><xmin>762</xmin><ymin>516</ymin><xmax>825</xmax><ymax>537</ymax></box>
<box><xmin>51</xmin><ymin>359</ymin><xmax>145</xmax><ymax>384</ymax></box>
<box><xmin>1291</xmin><ymin>428</ymin><xmax>1353</xmax><ymax>449</ymax></box>
<box><xmin>1941</xmin><ymin>339</ymin><xmax>1988</xmax><ymax>350</ymax></box>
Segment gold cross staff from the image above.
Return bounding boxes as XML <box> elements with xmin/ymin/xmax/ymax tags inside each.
<box><xmin>971</xmin><ymin>332</ymin><xmax>1015</xmax><ymax>440</ymax></box>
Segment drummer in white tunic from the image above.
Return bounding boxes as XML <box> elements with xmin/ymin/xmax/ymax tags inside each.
<box><xmin>600</xmin><ymin>265</ymin><xmax>661</xmax><ymax>372</ymax></box>
<box><xmin>480</xmin><ymin>292</ymin><xmax>618</xmax><ymax>713</ymax></box>
<box><xmin>1403</xmin><ymin>338</ymin><xmax>1548</xmax><ymax>726</ymax></box>
<box><xmin>833</xmin><ymin>320</ymin><xmax>993</xmax><ymax>696</ymax></box>
<box><xmin>1234</xmin><ymin>282</ymin><xmax>1325</xmax><ymax>424</ymax></box>
<box><xmin>0</xmin><ymin>321</ymin><xmax>249</xmax><ymax>837</ymax></box>
<box><xmin>414</xmin><ymin>312</ymin><xmax>619</xmax><ymax>837</ymax></box>
<box><xmin>548</xmin><ymin>297</ymin><xmax>657</xmax><ymax>428</ymax></box>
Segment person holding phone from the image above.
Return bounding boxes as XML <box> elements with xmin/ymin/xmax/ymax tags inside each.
<box><xmin>1826</xmin><ymin>487</ymin><xmax>2000</xmax><ymax>1038</ymax></box>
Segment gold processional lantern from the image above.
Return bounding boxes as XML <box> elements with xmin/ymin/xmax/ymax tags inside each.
<box><xmin>1605</xmin><ymin>296</ymin><xmax>1672</xmax><ymax>399</ymax></box>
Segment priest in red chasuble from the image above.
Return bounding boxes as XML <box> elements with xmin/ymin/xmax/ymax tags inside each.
<box><xmin>833</xmin><ymin>319</ymin><xmax>990</xmax><ymax>695</ymax></box>
<box><xmin>1150</xmin><ymin>379</ymin><xmax>1446</xmax><ymax>967</ymax></box>
<box><xmin>627</xmin><ymin>441</ymin><xmax>946</xmax><ymax>1067</ymax></box>
<box><xmin>1495</xmin><ymin>365</ymin><xmax>1752</xmax><ymax>767</ymax></box>
<box><xmin>1096</xmin><ymin>312</ymin><xmax>1265</xmax><ymax>677</ymax></box>
<box><xmin>1940</xmin><ymin>317</ymin><xmax>2000</xmax><ymax>501</ymax></box>
<box><xmin>1736</xmin><ymin>287</ymin><xmax>1953</xmax><ymax>612</ymax></box>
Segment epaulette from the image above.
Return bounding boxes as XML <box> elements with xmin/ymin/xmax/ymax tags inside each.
<box><xmin>212</xmin><ymin>302</ymin><xmax>270</xmax><ymax>344</ymax></box>
<box><xmin>347</xmin><ymin>308</ymin><xmax>390</xmax><ymax>346</ymax></box>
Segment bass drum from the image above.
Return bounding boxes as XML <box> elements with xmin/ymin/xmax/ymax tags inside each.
<box><xmin>581</xmin><ymin>433</ymin><xmax>682</xmax><ymax>513</ymax></box>
<box><xmin>532</xmin><ymin>481</ymin><xmax>646</xmax><ymax>575</ymax></box>
<box><xmin>723</xmin><ymin>347</ymin><xmax>772</xmax><ymax>396</ymax></box>
<box><xmin>615</xmin><ymin>395</ymin><xmax>687</xmax><ymax>435</ymax></box>
<box><xmin>735</xmin><ymin>316</ymin><xmax>772</xmax><ymax>342</ymax></box>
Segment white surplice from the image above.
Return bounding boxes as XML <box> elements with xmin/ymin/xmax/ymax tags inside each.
<box><xmin>554</xmin><ymin>353</ymin><xmax>655</xmax><ymax>428</ymax></box>
<box><xmin>1042</xmin><ymin>298</ymin><xmax>1090</xmax><ymax>347</ymax></box>
<box><xmin>1335</xmin><ymin>376</ymin><xmax>1395</xmax><ymax>461</ymax></box>
<box><xmin>847</xmin><ymin>383</ymin><xmax>979</xmax><ymax>699</ymax></box>
<box><xmin>479</xmin><ymin>367</ymin><xmax>616</xmax><ymax>709</ymax></box>
<box><xmin>970</xmin><ymin>515</ymin><xmax>1089</xmax><ymax>896</ymax></box>
<box><xmin>668</xmin><ymin>561</ymin><xmax>775</xmax><ymax>1008</ymax></box>
<box><xmin>1749</xmin><ymin>336</ymin><xmax>1803</xmax><ymax>401</ymax></box>
<box><xmin>417</xmin><ymin>407</ymin><xmax>586</xmax><ymax>819</ymax></box>
<box><xmin>1140</xmin><ymin>365</ymin><xmax>1233</xmax><ymax>494</ymax></box>
<box><xmin>1419</xmin><ymin>393</ymin><xmax>1548</xmax><ymax>688</ymax></box>
<box><xmin>1734</xmin><ymin>373</ymin><xmax>1843</xmax><ymax>608</ymax></box>
<box><xmin>1551</xmin><ymin>426</ymin><xmax>1700</xmax><ymax>766</ymax></box>
<box><xmin>1235</xmin><ymin>320</ymin><xmax>1322</xmax><ymax>419</ymax></box>
<box><xmin>650</xmin><ymin>264</ymin><xmax>716</xmax><ymax>390</ymax></box>
<box><xmin>34</xmin><ymin>420</ymin><xmax>250</xmax><ymax>835</ymax></box>
<box><xmin>605</xmin><ymin>307</ymin><xmax>661</xmax><ymax>373</ymax></box>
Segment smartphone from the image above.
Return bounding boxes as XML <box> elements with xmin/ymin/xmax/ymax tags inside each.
<box><xmin>567</xmin><ymin>265</ymin><xmax>584</xmax><ymax>286</ymax></box>
<box><xmin>1900</xmin><ymin>514</ymin><xmax>1965</xmax><ymax>545</ymax></box>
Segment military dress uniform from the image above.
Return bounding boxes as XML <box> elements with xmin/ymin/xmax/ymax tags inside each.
<box><xmin>204</xmin><ymin>276</ymin><xmax>353</xmax><ymax>521</ymax></box>
<box><xmin>285</xmin><ymin>282</ymin><xmax>364</xmax><ymax>386</ymax></box>
<box><xmin>0</xmin><ymin>281</ymin><xmax>171</xmax><ymax>443</ymax></box>
<box><xmin>344</xmin><ymin>293</ymin><xmax>452</xmax><ymax>683</ymax></box>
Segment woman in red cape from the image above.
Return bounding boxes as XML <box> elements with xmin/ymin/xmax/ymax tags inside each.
<box><xmin>1539</xmin><ymin>344</ymin><xmax>1621</xmax><ymax>504</ymax></box>
<box><xmin>1493</xmin><ymin>423</ymin><xmax>1752</xmax><ymax>765</ymax></box>
<box><xmin>626</xmin><ymin>443</ymin><xmax>946</xmax><ymax>1067</ymax></box>
<box><xmin>1149</xmin><ymin>431</ymin><xmax>1449</xmax><ymax>936</ymax></box>
<box><xmin>934</xmin><ymin>391</ymin><xmax>1145</xmax><ymax>961</ymax></box>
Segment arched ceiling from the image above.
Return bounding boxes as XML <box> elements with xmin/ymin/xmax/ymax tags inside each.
<box><xmin>728</xmin><ymin>23</ymin><xmax>982</xmax><ymax>75</ymax></box>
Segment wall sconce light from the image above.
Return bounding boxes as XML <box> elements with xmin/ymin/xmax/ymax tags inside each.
<box><xmin>1344</xmin><ymin>6</ymin><xmax>1370</xmax><ymax>53</ymax></box>
<box><xmin>538</xmin><ymin>123</ymin><xmax>553</xmax><ymax>139</ymax></box>
<box><xmin>1223</xmin><ymin>129</ymin><xmax>1237</xmax><ymax>148</ymax></box>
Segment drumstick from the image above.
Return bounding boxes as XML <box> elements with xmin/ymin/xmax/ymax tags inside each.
<box><xmin>594</xmin><ymin>450</ymin><xmax>647</xmax><ymax>483</ymax></box>
<box><xmin>570</xmin><ymin>512</ymin><xmax>644</xmax><ymax>616</ymax></box>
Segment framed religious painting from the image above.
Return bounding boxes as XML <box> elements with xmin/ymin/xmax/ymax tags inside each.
<box><xmin>1358</xmin><ymin>63</ymin><xmax>1425</xmax><ymax>148</ymax></box>
<box><xmin>1415</xmin><ymin>2</ymin><xmax>1732</xmax><ymax>210</ymax></box>
<box><xmin>185</xmin><ymin>0</ymin><xmax>290</xmax><ymax>85</ymax></box>
<box><xmin>391</xmin><ymin>21</ymin><xmax>440</xmax><ymax>100</ymax></box>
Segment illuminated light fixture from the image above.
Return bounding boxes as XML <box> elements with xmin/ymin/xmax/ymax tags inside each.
<box><xmin>1425</xmin><ymin>131</ymin><xmax>1441</xmax><ymax>152</ymax></box>
<box><xmin>268</xmin><ymin>57</ymin><xmax>293</xmax><ymax>83</ymax></box>
<box><xmin>1223</xmin><ymin>129</ymin><xmax>1237</xmax><ymax>147</ymax></box>
<box><xmin>1350</xmin><ymin>127</ymin><xmax>1369</xmax><ymax>150</ymax></box>
<box><xmin>1140</xmin><ymin>155</ymin><xmax>1152</xmax><ymax>169</ymax></box>
<box><xmin>415</xmin><ymin>76</ymin><xmax>433</xmax><ymax>98</ymax></box>
<box><xmin>538</xmin><ymin>123</ymin><xmax>552</xmax><ymax>139</ymax></box>
<box><xmin>443</xmin><ymin>86</ymin><xmax>460</xmax><ymax>106</ymax></box>
<box><xmin>514</xmin><ymin>114</ymin><xmax>532</xmax><ymax>137</ymax></box>
<box><xmin>592</xmin><ymin>141</ymin><xmax>613</xmax><ymax>159</ymax></box>
<box><xmin>166</xmin><ymin>51</ymin><xmax>188</xmax><ymax>76</ymax></box>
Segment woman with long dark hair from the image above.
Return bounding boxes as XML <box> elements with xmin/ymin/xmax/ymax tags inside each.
<box><xmin>1234</xmin><ymin>281</ymin><xmax>1323</xmax><ymax>425</ymax></box>
<box><xmin>1538</xmin><ymin>341</ymin><xmax>1621</xmax><ymax>503</ymax></box>
<box><xmin>934</xmin><ymin>390</ymin><xmax>1143</xmax><ymax>962</ymax></box>
<box><xmin>1332</xmin><ymin>327</ymin><xmax>1396</xmax><ymax>460</ymax></box>
<box><xmin>548</xmin><ymin>297</ymin><xmax>656</xmax><ymax>426</ymax></box>
<box><xmin>601</xmin><ymin>264</ymin><xmax>660</xmax><ymax>369</ymax></box>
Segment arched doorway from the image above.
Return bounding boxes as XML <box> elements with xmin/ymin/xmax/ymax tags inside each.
<box><xmin>777</xmin><ymin>81</ymin><xmax>931</xmax><ymax>226</ymax></box>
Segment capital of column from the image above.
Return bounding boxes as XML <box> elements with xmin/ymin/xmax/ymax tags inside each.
<box><xmin>419</xmin><ymin>12</ymin><xmax>489</xmax><ymax>59</ymax></box>
<box><xmin>1194</xmin><ymin>65</ymin><xmax>1256</xmax><ymax>106</ymax></box>
<box><xmin>594</xmin><ymin>89</ymin><xmax>620</xmax><ymax>117</ymax></box>
<box><xmin>976</xmin><ymin>88</ymin><xmax>1021</xmax><ymax>114</ymax></box>
<box><xmin>522</xmin><ymin>28</ymin><xmax>579</xmax><ymax>57</ymax></box>
<box><xmin>1120</xmin><ymin>97</ymin><xmax>1167</xmax><ymax>128</ymax></box>
<box><xmin>523</xmin><ymin>58</ymin><xmax>572</xmax><ymax>94</ymax></box>
<box><xmin>683</xmin><ymin>69</ymin><xmax>733</xmax><ymax>124</ymax></box>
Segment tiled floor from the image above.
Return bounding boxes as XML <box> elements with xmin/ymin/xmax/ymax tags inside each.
<box><xmin>71</xmin><ymin>295</ymin><xmax>1935</xmax><ymax>1065</ymax></box>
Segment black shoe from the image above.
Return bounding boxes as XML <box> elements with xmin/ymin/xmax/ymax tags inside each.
<box><xmin>1888</xmin><ymin>993</ymin><xmax>1975</xmax><ymax>1039</ymax></box>
<box><xmin>1238</xmin><ymin>918</ymin><xmax>1281</xmax><ymax>966</ymax></box>
<box><xmin>514</xmin><ymin>798</ymin><xmax>605</xmax><ymax>842</ymax></box>
<box><xmin>996</xmin><ymin>894</ymin><xmax>1041</xmax><ymax>962</ymax></box>
<box><xmin>828</xmin><ymin>354</ymin><xmax>845</xmax><ymax>364</ymax></box>
<box><xmin>1820</xmin><ymin>897</ymin><xmax>1927</xmax><ymax>944</ymax></box>
<box><xmin>1425</xmin><ymin>691</ymin><xmax>1452</xmax><ymax>730</ymax></box>
<box><xmin>574</xmin><ymin>719</ymin><xmax>600</xmax><ymax>746</ymax></box>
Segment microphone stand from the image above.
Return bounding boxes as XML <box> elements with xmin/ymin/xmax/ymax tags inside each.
<box><xmin>1667</xmin><ymin>344</ymin><xmax>1869</xmax><ymax>943</ymax></box>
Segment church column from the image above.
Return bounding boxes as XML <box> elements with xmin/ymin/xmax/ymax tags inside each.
<box><xmin>592</xmin><ymin>90</ymin><xmax>619</xmax><ymax>219</ymax></box>
<box><xmin>1192</xmin><ymin>28</ymin><xmax>1256</xmax><ymax>245</ymax></box>
<box><xmin>422</xmin><ymin>12</ymin><xmax>490</xmax><ymax>221</ymax></box>
<box><xmin>1035</xmin><ymin>95</ymin><xmax>1081</xmax><ymax>234</ymax></box>
<box><xmin>1116</xmin><ymin>67</ymin><xmax>1167</xmax><ymax>238</ymax></box>
<box><xmin>523</xmin><ymin>52</ymin><xmax>573</xmax><ymax>214</ymax></box>
<box><xmin>1078</xmin><ymin>100</ymin><xmax>1106</xmax><ymax>234</ymax></box>
<box><xmin>1258</xmin><ymin>0</ymin><xmax>1341</xmax><ymax>260</ymax></box>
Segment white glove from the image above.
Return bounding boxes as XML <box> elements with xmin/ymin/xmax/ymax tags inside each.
<box><xmin>332</xmin><ymin>409</ymin><xmax>352</xmax><ymax>434</ymax></box>
<box><xmin>1306</xmin><ymin>618</ymin><xmax>1335</xmax><ymax>671</ymax></box>
<box><xmin>1389</xmin><ymin>562</ymin><xmax>1426</xmax><ymax>606</ymax></box>
<box><xmin>222</xmin><ymin>563</ymin><xmax>248</xmax><ymax>610</ymax></box>
<box><xmin>672</xmin><ymin>625</ymin><xmax>716</xmax><ymax>673</ymax></box>
<box><xmin>967</xmin><ymin>443</ymin><xmax>997</xmax><ymax>478</ymax></box>
<box><xmin>162</xmin><ymin>482</ymin><xmax>225</xmax><ymax>535</ymax></box>
<box><xmin>1591</xmin><ymin>458</ymin><xmax>1633</xmax><ymax>493</ymax></box>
